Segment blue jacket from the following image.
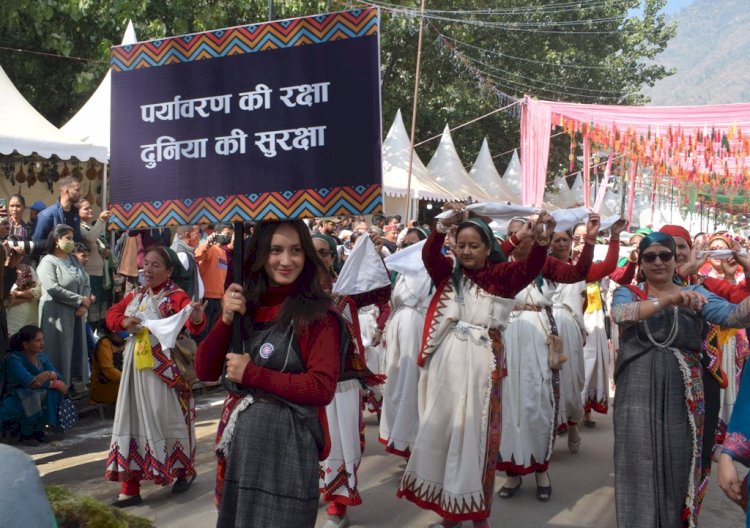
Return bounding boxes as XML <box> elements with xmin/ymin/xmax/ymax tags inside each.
<box><xmin>31</xmin><ymin>201</ymin><xmax>82</xmax><ymax>243</ymax></box>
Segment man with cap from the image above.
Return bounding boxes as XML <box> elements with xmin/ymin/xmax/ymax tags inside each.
<box><xmin>28</xmin><ymin>201</ymin><xmax>46</xmax><ymax>241</ymax></box>
<box><xmin>318</xmin><ymin>217</ymin><xmax>342</xmax><ymax>244</ymax></box>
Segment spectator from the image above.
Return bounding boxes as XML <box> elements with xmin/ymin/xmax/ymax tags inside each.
<box><xmin>89</xmin><ymin>321</ymin><xmax>126</xmax><ymax>405</ymax></box>
<box><xmin>32</xmin><ymin>175</ymin><xmax>83</xmax><ymax>244</ymax></box>
<box><xmin>372</xmin><ymin>214</ymin><xmax>386</xmax><ymax>230</ymax></box>
<box><xmin>77</xmin><ymin>199</ymin><xmax>110</xmax><ymax>329</ymax></box>
<box><xmin>27</xmin><ymin>201</ymin><xmax>46</xmax><ymax>236</ymax></box>
<box><xmin>0</xmin><ymin>325</ymin><xmax>67</xmax><ymax>446</ymax></box>
<box><xmin>318</xmin><ymin>217</ymin><xmax>342</xmax><ymax>244</ymax></box>
<box><xmin>195</xmin><ymin>222</ymin><xmax>233</xmax><ymax>329</ymax></box>
<box><xmin>354</xmin><ymin>221</ymin><xmax>369</xmax><ymax>236</ymax></box>
<box><xmin>7</xmin><ymin>194</ymin><xmax>31</xmax><ymax>241</ymax></box>
<box><xmin>37</xmin><ymin>224</ymin><xmax>91</xmax><ymax>387</ymax></box>
<box><xmin>170</xmin><ymin>225</ymin><xmax>203</xmax><ymax>301</ymax></box>
<box><xmin>5</xmin><ymin>248</ymin><xmax>41</xmax><ymax>336</ymax></box>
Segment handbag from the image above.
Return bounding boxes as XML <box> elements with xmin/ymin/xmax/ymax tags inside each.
<box><xmin>57</xmin><ymin>395</ymin><xmax>78</xmax><ymax>431</ymax></box>
<box><xmin>543</xmin><ymin>306</ymin><xmax>567</xmax><ymax>370</ymax></box>
<box><xmin>172</xmin><ymin>333</ymin><xmax>198</xmax><ymax>386</ymax></box>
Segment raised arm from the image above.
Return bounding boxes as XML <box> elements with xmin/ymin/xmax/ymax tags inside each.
<box><xmin>609</xmin><ymin>259</ymin><xmax>637</xmax><ymax>286</ymax></box>
<box><xmin>422</xmin><ymin>230</ymin><xmax>454</xmax><ymax>285</ymax></box>
<box><xmin>586</xmin><ymin>237</ymin><xmax>620</xmax><ymax>282</ymax></box>
<box><xmin>543</xmin><ymin>242</ymin><xmax>594</xmax><ymax>283</ymax></box>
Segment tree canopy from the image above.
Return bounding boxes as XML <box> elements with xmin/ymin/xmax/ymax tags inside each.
<box><xmin>0</xmin><ymin>0</ymin><xmax>674</xmax><ymax>182</ymax></box>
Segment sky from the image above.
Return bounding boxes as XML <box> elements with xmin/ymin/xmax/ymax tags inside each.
<box><xmin>662</xmin><ymin>0</ymin><xmax>694</xmax><ymax>14</ymax></box>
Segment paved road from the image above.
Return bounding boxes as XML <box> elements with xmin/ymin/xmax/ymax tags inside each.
<box><xmin>21</xmin><ymin>389</ymin><xmax>745</xmax><ymax>527</ymax></box>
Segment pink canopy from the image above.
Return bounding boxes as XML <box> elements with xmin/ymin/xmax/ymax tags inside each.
<box><xmin>520</xmin><ymin>97</ymin><xmax>750</xmax><ymax>207</ymax></box>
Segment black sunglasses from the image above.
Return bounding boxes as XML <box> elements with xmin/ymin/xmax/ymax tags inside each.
<box><xmin>317</xmin><ymin>249</ymin><xmax>333</xmax><ymax>257</ymax></box>
<box><xmin>641</xmin><ymin>251</ymin><xmax>674</xmax><ymax>263</ymax></box>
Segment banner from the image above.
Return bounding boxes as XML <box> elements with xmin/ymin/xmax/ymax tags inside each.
<box><xmin>109</xmin><ymin>8</ymin><xmax>382</xmax><ymax>229</ymax></box>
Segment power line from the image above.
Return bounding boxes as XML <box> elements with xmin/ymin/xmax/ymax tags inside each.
<box><xmin>0</xmin><ymin>45</ymin><xmax>107</xmax><ymax>64</ymax></box>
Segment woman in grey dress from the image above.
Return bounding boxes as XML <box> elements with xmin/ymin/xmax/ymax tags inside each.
<box><xmin>611</xmin><ymin>232</ymin><xmax>750</xmax><ymax>527</ymax></box>
<box><xmin>37</xmin><ymin>224</ymin><xmax>91</xmax><ymax>387</ymax></box>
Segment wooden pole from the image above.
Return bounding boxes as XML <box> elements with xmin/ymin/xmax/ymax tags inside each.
<box><xmin>404</xmin><ymin>0</ymin><xmax>428</xmax><ymax>223</ymax></box>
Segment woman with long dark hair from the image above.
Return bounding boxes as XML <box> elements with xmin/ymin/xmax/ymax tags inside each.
<box><xmin>195</xmin><ymin>219</ymin><xmax>343</xmax><ymax>527</ymax></box>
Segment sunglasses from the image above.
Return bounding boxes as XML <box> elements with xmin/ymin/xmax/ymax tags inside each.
<box><xmin>317</xmin><ymin>249</ymin><xmax>333</xmax><ymax>257</ymax></box>
<box><xmin>641</xmin><ymin>251</ymin><xmax>674</xmax><ymax>263</ymax></box>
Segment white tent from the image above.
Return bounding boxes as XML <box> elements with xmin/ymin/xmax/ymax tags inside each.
<box><xmin>382</xmin><ymin>110</ymin><xmax>454</xmax><ymax>215</ymax></box>
<box><xmin>428</xmin><ymin>125</ymin><xmax>493</xmax><ymax>202</ymax></box>
<box><xmin>61</xmin><ymin>21</ymin><xmax>137</xmax><ymax>155</ymax></box>
<box><xmin>0</xmin><ymin>66</ymin><xmax>107</xmax><ymax>162</ymax></box>
<box><xmin>468</xmin><ymin>138</ymin><xmax>519</xmax><ymax>203</ymax></box>
<box><xmin>501</xmin><ymin>149</ymin><xmax>522</xmax><ymax>198</ymax></box>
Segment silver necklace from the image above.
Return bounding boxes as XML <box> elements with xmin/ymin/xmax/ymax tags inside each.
<box><xmin>643</xmin><ymin>305</ymin><xmax>679</xmax><ymax>347</ymax></box>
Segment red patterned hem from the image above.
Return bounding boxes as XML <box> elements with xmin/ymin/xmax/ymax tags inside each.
<box><xmin>584</xmin><ymin>399</ymin><xmax>609</xmax><ymax>414</ymax></box>
<box><xmin>496</xmin><ymin>461</ymin><xmax>549</xmax><ymax>476</ymax></box>
<box><xmin>378</xmin><ymin>436</ymin><xmax>412</xmax><ymax>458</ymax></box>
<box><xmin>320</xmin><ymin>493</ymin><xmax>362</xmax><ymax>507</ymax></box>
<box><xmin>396</xmin><ymin>487</ymin><xmax>488</xmax><ymax>522</ymax></box>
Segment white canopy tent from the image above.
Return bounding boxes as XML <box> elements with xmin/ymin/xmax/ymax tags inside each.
<box><xmin>61</xmin><ymin>21</ymin><xmax>137</xmax><ymax>155</ymax></box>
<box><xmin>501</xmin><ymin>149</ymin><xmax>522</xmax><ymax>199</ymax></box>
<box><xmin>468</xmin><ymin>138</ymin><xmax>519</xmax><ymax>203</ymax></box>
<box><xmin>382</xmin><ymin>110</ymin><xmax>454</xmax><ymax>215</ymax></box>
<box><xmin>0</xmin><ymin>65</ymin><xmax>107</xmax><ymax>162</ymax></box>
<box><xmin>427</xmin><ymin>125</ymin><xmax>493</xmax><ymax>202</ymax></box>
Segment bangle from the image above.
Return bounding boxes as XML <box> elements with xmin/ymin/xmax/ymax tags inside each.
<box><xmin>190</xmin><ymin>315</ymin><xmax>204</xmax><ymax>325</ymax></box>
<box><xmin>508</xmin><ymin>235</ymin><xmax>519</xmax><ymax>248</ymax></box>
<box><xmin>651</xmin><ymin>298</ymin><xmax>661</xmax><ymax>311</ymax></box>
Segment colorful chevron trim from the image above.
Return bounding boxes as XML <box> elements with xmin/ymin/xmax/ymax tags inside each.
<box><xmin>109</xmin><ymin>184</ymin><xmax>382</xmax><ymax>229</ymax></box>
<box><xmin>111</xmin><ymin>8</ymin><xmax>378</xmax><ymax>72</ymax></box>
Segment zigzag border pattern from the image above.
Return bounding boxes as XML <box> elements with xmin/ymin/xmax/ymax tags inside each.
<box><xmin>109</xmin><ymin>184</ymin><xmax>383</xmax><ymax>229</ymax></box>
<box><xmin>111</xmin><ymin>8</ymin><xmax>378</xmax><ymax>72</ymax></box>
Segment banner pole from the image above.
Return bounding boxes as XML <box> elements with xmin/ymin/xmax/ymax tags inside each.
<box><xmin>404</xmin><ymin>0</ymin><xmax>427</xmax><ymax>223</ymax></box>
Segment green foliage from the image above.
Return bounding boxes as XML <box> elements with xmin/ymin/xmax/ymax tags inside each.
<box><xmin>45</xmin><ymin>485</ymin><xmax>154</xmax><ymax>528</ymax></box>
<box><xmin>0</xmin><ymin>0</ymin><xmax>675</xmax><ymax>184</ymax></box>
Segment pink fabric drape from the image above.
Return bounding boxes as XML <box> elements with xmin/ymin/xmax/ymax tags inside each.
<box><xmin>521</xmin><ymin>98</ymin><xmax>750</xmax><ymax>208</ymax></box>
<box><xmin>582</xmin><ymin>136</ymin><xmax>591</xmax><ymax>208</ymax></box>
<box><xmin>520</xmin><ymin>96</ymin><xmax>551</xmax><ymax>207</ymax></box>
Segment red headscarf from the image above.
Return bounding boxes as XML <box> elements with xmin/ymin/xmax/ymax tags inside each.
<box><xmin>659</xmin><ymin>225</ymin><xmax>692</xmax><ymax>249</ymax></box>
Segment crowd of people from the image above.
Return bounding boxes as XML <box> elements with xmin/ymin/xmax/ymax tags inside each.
<box><xmin>2</xmin><ymin>185</ymin><xmax>750</xmax><ymax>527</ymax></box>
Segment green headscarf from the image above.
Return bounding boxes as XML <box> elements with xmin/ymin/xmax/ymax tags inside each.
<box><xmin>452</xmin><ymin>218</ymin><xmax>507</xmax><ymax>294</ymax></box>
<box><xmin>457</xmin><ymin>218</ymin><xmax>507</xmax><ymax>263</ymax></box>
<box><xmin>312</xmin><ymin>233</ymin><xmax>340</xmax><ymax>274</ymax></box>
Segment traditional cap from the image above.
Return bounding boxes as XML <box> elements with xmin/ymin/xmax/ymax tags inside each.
<box><xmin>29</xmin><ymin>201</ymin><xmax>47</xmax><ymax>212</ymax></box>
<box><xmin>659</xmin><ymin>225</ymin><xmax>692</xmax><ymax>249</ymax></box>
<box><xmin>319</xmin><ymin>217</ymin><xmax>341</xmax><ymax>224</ymax></box>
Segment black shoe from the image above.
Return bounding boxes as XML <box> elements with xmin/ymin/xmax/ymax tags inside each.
<box><xmin>171</xmin><ymin>474</ymin><xmax>196</xmax><ymax>494</ymax></box>
<box><xmin>19</xmin><ymin>435</ymin><xmax>39</xmax><ymax>447</ymax></box>
<box><xmin>33</xmin><ymin>431</ymin><xmax>51</xmax><ymax>443</ymax></box>
<box><xmin>535</xmin><ymin>474</ymin><xmax>551</xmax><ymax>502</ymax></box>
<box><xmin>583</xmin><ymin>419</ymin><xmax>596</xmax><ymax>428</ymax></box>
<box><xmin>498</xmin><ymin>477</ymin><xmax>522</xmax><ymax>499</ymax></box>
<box><xmin>110</xmin><ymin>494</ymin><xmax>143</xmax><ymax>508</ymax></box>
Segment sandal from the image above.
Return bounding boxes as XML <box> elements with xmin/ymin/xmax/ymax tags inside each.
<box><xmin>497</xmin><ymin>477</ymin><xmax>522</xmax><ymax>499</ymax></box>
<box><xmin>535</xmin><ymin>473</ymin><xmax>551</xmax><ymax>502</ymax></box>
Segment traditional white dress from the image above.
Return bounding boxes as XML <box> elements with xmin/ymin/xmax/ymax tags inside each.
<box><xmin>581</xmin><ymin>279</ymin><xmax>611</xmax><ymax>414</ymax></box>
<box><xmin>398</xmin><ymin>275</ymin><xmax>515</xmax><ymax>520</ymax></box>
<box><xmin>105</xmin><ymin>282</ymin><xmax>197</xmax><ymax>485</ymax></box>
<box><xmin>359</xmin><ymin>304</ymin><xmax>386</xmax><ymax>413</ymax></box>
<box><xmin>551</xmin><ymin>281</ymin><xmax>586</xmax><ymax>427</ymax></box>
<box><xmin>379</xmin><ymin>272</ymin><xmax>432</xmax><ymax>457</ymax></box>
<box><xmin>498</xmin><ymin>283</ymin><xmax>558</xmax><ymax>474</ymax></box>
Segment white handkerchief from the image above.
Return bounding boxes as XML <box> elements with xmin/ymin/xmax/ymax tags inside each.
<box><xmin>466</xmin><ymin>202</ymin><xmax>539</xmax><ymax>219</ymax></box>
<box><xmin>600</xmin><ymin>214</ymin><xmax>622</xmax><ymax>231</ymax></box>
<box><xmin>435</xmin><ymin>209</ymin><xmax>463</xmax><ymax>220</ymax></box>
<box><xmin>384</xmin><ymin>240</ymin><xmax>427</xmax><ymax>276</ymax></box>
<box><xmin>697</xmin><ymin>249</ymin><xmax>748</xmax><ymax>260</ymax></box>
<box><xmin>138</xmin><ymin>305</ymin><xmax>193</xmax><ymax>350</ymax></box>
<box><xmin>550</xmin><ymin>207</ymin><xmax>590</xmax><ymax>232</ymax></box>
<box><xmin>333</xmin><ymin>236</ymin><xmax>391</xmax><ymax>296</ymax></box>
